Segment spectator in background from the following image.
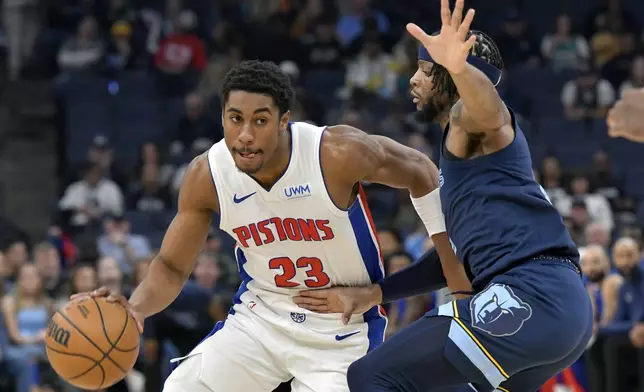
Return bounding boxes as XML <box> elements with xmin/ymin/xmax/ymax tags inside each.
<box><xmin>377</xmin><ymin>228</ymin><xmax>402</xmax><ymax>260</ymax></box>
<box><xmin>137</xmin><ymin>142</ymin><xmax>174</xmax><ymax>189</ymax></box>
<box><xmin>601</xmin><ymin>237</ymin><xmax>644</xmax><ymax>392</ymax></box>
<box><xmin>569</xmin><ymin>198</ymin><xmax>592</xmax><ymax>246</ymax></box>
<box><xmin>154</xmin><ymin>10</ymin><xmax>207</xmax><ymax>96</ymax></box>
<box><xmin>57</xmin><ymin>15</ymin><xmax>104</xmax><ymax>71</ymax></box>
<box><xmin>290</xmin><ymin>0</ymin><xmax>327</xmax><ymax>38</ymax></box>
<box><xmin>33</xmin><ymin>242</ymin><xmax>64</xmax><ymax>299</ymax></box>
<box><xmin>1</xmin><ymin>264</ymin><xmax>53</xmax><ymax>391</ymax></box>
<box><xmin>97</xmin><ymin>256</ymin><xmax>126</xmax><ymax>296</ymax></box>
<box><xmin>82</xmin><ymin>135</ymin><xmax>128</xmax><ymax>190</ymax></box>
<box><xmin>336</xmin><ymin>0</ymin><xmax>389</xmax><ymax>47</ymax></box>
<box><xmin>383</xmin><ymin>252</ymin><xmax>424</xmax><ymax>338</ymax></box>
<box><xmin>128</xmin><ymin>163</ymin><xmax>173</xmax><ymax>212</ymax></box>
<box><xmin>0</xmin><ymin>306</ymin><xmax>34</xmax><ymax>392</ymax></box>
<box><xmin>345</xmin><ymin>37</ymin><xmax>396</xmax><ymax>99</ymax></box>
<box><xmin>173</xmin><ymin>93</ymin><xmax>221</xmax><ymax>154</ymax></box>
<box><xmin>562</xmin><ymin>65</ymin><xmax>616</xmax><ymax>120</ymax></box>
<box><xmin>97</xmin><ymin>215</ymin><xmax>151</xmax><ymax>277</ymax></box>
<box><xmin>601</xmin><ymin>32</ymin><xmax>637</xmax><ymax>90</ymax></box>
<box><xmin>300</xmin><ymin>14</ymin><xmax>344</xmax><ymax>72</ymax></box>
<box><xmin>67</xmin><ymin>263</ymin><xmax>98</xmax><ymax>297</ymax></box>
<box><xmin>564</xmin><ymin>173</ymin><xmax>615</xmax><ymax>234</ymax></box>
<box><xmin>586</xmin><ymin>223</ymin><xmax>612</xmax><ymax>249</ymax></box>
<box><xmin>2</xmin><ymin>0</ymin><xmax>39</xmax><ymax>80</ymax></box>
<box><xmin>619</xmin><ymin>54</ymin><xmax>644</xmax><ymax>96</ymax></box>
<box><xmin>591</xmin><ymin>149</ymin><xmax>624</xmax><ymax>210</ymax></box>
<box><xmin>58</xmin><ymin>162</ymin><xmax>124</xmax><ymax>233</ymax></box>
<box><xmin>539</xmin><ymin>156</ymin><xmax>570</xmax><ymax>215</ymax></box>
<box><xmin>3</xmin><ymin>240</ymin><xmax>28</xmax><ymax>283</ymax></box>
<box><xmin>582</xmin><ymin>244</ymin><xmax>623</xmax><ymax>392</ymax></box>
<box><xmin>0</xmin><ymin>252</ymin><xmax>11</xmax><ymax>288</ymax></box>
<box><xmin>541</xmin><ymin>14</ymin><xmax>590</xmax><ymax>73</ymax></box>
<box><xmin>197</xmin><ymin>39</ymin><xmax>244</xmax><ymax>100</ymax></box>
<box><xmin>104</xmin><ymin>20</ymin><xmax>141</xmax><ymax>73</ymax></box>
<box><xmin>494</xmin><ymin>9</ymin><xmax>540</xmax><ymax>69</ymax></box>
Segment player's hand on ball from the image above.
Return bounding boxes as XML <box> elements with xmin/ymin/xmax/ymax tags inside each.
<box><xmin>70</xmin><ymin>286</ymin><xmax>145</xmax><ymax>333</ymax></box>
<box><xmin>294</xmin><ymin>285</ymin><xmax>382</xmax><ymax>325</ymax></box>
<box><xmin>406</xmin><ymin>0</ymin><xmax>476</xmax><ymax>75</ymax></box>
<box><xmin>607</xmin><ymin>88</ymin><xmax>644</xmax><ymax>143</ymax></box>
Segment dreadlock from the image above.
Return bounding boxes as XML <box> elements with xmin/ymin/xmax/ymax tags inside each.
<box><xmin>429</xmin><ymin>30</ymin><xmax>504</xmax><ymax>103</ymax></box>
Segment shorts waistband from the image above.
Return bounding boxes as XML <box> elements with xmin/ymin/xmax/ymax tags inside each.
<box><xmin>529</xmin><ymin>254</ymin><xmax>581</xmax><ymax>275</ymax></box>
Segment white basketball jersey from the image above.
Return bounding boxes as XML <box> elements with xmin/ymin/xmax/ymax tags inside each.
<box><xmin>207</xmin><ymin>122</ymin><xmax>386</xmax><ymax>322</ymax></box>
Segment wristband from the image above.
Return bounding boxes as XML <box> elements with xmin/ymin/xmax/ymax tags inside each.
<box><xmin>411</xmin><ymin>189</ymin><xmax>446</xmax><ymax>236</ymax></box>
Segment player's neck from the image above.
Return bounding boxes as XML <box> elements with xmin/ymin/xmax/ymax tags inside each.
<box><xmin>250</xmin><ymin>131</ymin><xmax>292</xmax><ymax>189</ymax></box>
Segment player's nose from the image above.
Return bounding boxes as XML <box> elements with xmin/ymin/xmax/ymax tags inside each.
<box><xmin>238</xmin><ymin>124</ymin><xmax>255</xmax><ymax>145</ymax></box>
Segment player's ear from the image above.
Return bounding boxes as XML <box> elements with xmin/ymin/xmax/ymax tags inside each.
<box><xmin>280</xmin><ymin>110</ymin><xmax>291</xmax><ymax>131</ymax></box>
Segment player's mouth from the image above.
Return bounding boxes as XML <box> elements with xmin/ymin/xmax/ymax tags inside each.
<box><xmin>237</xmin><ymin>150</ymin><xmax>262</xmax><ymax>163</ymax></box>
<box><xmin>410</xmin><ymin>91</ymin><xmax>421</xmax><ymax>104</ymax></box>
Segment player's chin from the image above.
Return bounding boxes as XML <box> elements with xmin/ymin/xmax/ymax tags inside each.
<box><xmin>235</xmin><ymin>155</ymin><xmax>263</xmax><ymax>174</ymax></box>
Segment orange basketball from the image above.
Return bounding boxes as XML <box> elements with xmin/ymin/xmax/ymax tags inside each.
<box><xmin>45</xmin><ymin>297</ymin><xmax>140</xmax><ymax>390</ymax></box>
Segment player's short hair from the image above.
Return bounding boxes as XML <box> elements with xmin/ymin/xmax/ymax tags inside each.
<box><xmin>430</xmin><ymin>30</ymin><xmax>504</xmax><ymax>102</ymax></box>
<box><xmin>220</xmin><ymin>60</ymin><xmax>295</xmax><ymax>115</ymax></box>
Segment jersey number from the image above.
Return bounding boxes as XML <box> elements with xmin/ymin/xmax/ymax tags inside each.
<box><xmin>269</xmin><ymin>257</ymin><xmax>330</xmax><ymax>288</ymax></box>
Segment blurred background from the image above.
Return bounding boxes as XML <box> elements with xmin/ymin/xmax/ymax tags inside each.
<box><xmin>0</xmin><ymin>0</ymin><xmax>643</xmax><ymax>391</ymax></box>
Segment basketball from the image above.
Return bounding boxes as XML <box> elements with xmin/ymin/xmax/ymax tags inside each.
<box><xmin>45</xmin><ymin>296</ymin><xmax>140</xmax><ymax>390</ymax></box>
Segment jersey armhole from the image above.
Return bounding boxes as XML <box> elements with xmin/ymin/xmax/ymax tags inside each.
<box><xmin>206</xmin><ymin>146</ymin><xmax>228</xmax><ymax>230</ymax></box>
<box><xmin>317</xmin><ymin>126</ymin><xmax>352</xmax><ymax>217</ymax></box>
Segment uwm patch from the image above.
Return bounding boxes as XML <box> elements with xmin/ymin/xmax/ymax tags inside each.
<box><xmin>283</xmin><ymin>183</ymin><xmax>312</xmax><ymax>200</ymax></box>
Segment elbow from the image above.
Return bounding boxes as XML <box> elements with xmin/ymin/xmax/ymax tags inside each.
<box><xmin>410</xmin><ymin>152</ymin><xmax>439</xmax><ymax>195</ymax></box>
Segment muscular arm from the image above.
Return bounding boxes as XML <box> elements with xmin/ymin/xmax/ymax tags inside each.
<box><xmin>324</xmin><ymin>126</ymin><xmax>472</xmax><ymax>297</ymax></box>
<box><xmin>449</xmin><ymin>63</ymin><xmax>512</xmax><ymax>133</ymax></box>
<box><xmin>129</xmin><ymin>154</ymin><xmax>217</xmax><ymax>318</ymax></box>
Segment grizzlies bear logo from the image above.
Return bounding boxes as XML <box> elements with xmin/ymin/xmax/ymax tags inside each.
<box><xmin>470</xmin><ymin>284</ymin><xmax>532</xmax><ymax>337</ymax></box>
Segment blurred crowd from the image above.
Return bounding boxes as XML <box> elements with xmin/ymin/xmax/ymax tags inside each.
<box><xmin>0</xmin><ymin>0</ymin><xmax>644</xmax><ymax>391</ymax></box>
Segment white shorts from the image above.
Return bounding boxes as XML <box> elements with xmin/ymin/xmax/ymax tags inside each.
<box><xmin>163</xmin><ymin>298</ymin><xmax>387</xmax><ymax>392</ymax></box>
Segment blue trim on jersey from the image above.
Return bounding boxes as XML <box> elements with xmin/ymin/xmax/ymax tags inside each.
<box><xmin>348</xmin><ymin>197</ymin><xmax>386</xmax><ymax>352</ymax></box>
<box><xmin>348</xmin><ymin>202</ymin><xmax>384</xmax><ymax>283</ymax></box>
<box><xmin>230</xmin><ymin>246</ymin><xmax>252</xmax><ymax>315</ymax></box>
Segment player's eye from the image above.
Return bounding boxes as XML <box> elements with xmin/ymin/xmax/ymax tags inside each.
<box><xmin>230</xmin><ymin>115</ymin><xmax>242</xmax><ymax>123</ymax></box>
<box><xmin>255</xmin><ymin>118</ymin><xmax>268</xmax><ymax>125</ymax></box>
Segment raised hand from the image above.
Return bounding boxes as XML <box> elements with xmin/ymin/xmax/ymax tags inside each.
<box><xmin>407</xmin><ymin>0</ymin><xmax>476</xmax><ymax>75</ymax></box>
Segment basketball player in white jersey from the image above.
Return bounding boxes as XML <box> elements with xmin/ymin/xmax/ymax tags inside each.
<box><xmin>71</xmin><ymin>60</ymin><xmax>470</xmax><ymax>392</ymax></box>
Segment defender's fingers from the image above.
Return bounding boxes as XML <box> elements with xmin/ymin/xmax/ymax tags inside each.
<box><xmin>451</xmin><ymin>0</ymin><xmax>465</xmax><ymax>28</ymax></box>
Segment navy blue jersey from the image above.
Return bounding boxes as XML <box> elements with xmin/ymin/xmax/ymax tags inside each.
<box><xmin>438</xmin><ymin>109</ymin><xmax>579</xmax><ymax>290</ymax></box>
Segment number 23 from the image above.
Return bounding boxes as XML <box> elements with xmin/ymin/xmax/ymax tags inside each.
<box><xmin>269</xmin><ymin>257</ymin><xmax>330</xmax><ymax>288</ymax></box>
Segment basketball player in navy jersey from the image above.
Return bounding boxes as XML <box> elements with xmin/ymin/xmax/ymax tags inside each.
<box><xmin>294</xmin><ymin>1</ymin><xmax>593</xmax><ymax>391</ymax></box>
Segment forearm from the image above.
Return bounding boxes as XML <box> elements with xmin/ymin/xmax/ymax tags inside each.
<box><xmin>129</xmin><ymin>255</ymin><xmax>189</xmax><ymax>318</ymax></box>
<box><xmin>450</xmin><ymin>63</ymin><xmax>507</xmax><ymax>129</ymax></box>
<box><xmin>431</xmin><ymin>232</ymin><xmax>472</xmax><ymax>299</ymax></box>
<box><xmin>377</xmin><ymin>248</ymin><xmax>447</xmax><ymax>303</ymax></box>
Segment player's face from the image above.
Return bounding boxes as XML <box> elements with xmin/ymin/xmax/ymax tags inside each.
<box><xmin>223</xmin><ymin>91</ymin><xmax>290</xmax><ymax>175</ymax></box>
<box><xmin>409</xmin><ymin>60</ymin><xmax>452</xmax><ymax>123</ymax></box>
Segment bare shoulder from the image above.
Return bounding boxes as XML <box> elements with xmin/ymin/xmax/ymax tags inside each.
<box><xmin>322</xmin><ymin>125</ymin><xmax>385</xmax><ymax>180</ymax></box>
<box><xmin>177</xmin><ymin>152</ymin><xmax>219</xmax><ymax>214</ymax></box>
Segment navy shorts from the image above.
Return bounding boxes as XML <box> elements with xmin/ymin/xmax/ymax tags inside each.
<box><xmin>429</xmin><ymin>259</ymin><xmax>593</xmax><ymax>391</ymax></box>
<box><xmin>347</xmin><ymin>259</ymin><xmax>594</xmax><ymax>392</ymax></box>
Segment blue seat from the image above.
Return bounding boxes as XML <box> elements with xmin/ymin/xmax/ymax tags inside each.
<box><xmin>302</xmin><ymin>70</ymin><xmax>346</xmax><ymax>101</ymax></box>
<box><xmin>65</xmin><ymin>102</ymin><xmax>112</xmax><ymax>165</ymax></box>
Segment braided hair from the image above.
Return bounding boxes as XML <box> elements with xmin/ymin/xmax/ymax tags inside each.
<box><xmin>429</xmin><ymin>30</ymin><xmax>504</xmax><ymax>103</ymax></box>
